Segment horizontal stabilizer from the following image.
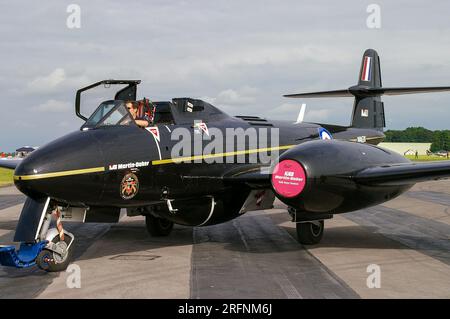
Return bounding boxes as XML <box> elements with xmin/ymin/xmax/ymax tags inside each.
<box><xmin>284</xmin><ymin>86</ymin><xmax>450</xmax><ymax>98</ymax></box>
<box><xmin>372</xmin><ymin>86</ymin><xmax>450</xmax><ymax>96</ymax></box>
<box><xmin>284</xmin><ymin>90</ymin><xmax>352</xmax><ymax>98</ymax></box>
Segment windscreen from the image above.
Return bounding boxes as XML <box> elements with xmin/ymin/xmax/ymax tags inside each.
<box><xmin>82</xmin><ymin>100</ymin><xmax>134</xmax><ymax>129</ymax></box>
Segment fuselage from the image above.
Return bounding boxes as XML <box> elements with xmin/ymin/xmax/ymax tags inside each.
<box><xmin>13</xmin><ymin>114</ymin><xmax>385</xmax><ymax>210</ymax></box>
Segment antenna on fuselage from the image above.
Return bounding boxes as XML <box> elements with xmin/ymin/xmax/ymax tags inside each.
<box><xmin>294</xmin><ymin>103</ymin><xmax>306</xmax><ymax>124</ymax></box>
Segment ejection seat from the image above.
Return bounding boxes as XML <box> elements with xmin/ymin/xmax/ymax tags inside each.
<box><xmin>136</xmin><ymin>98</ymin><xmax>155</xmax><ymax>125</ymax></box>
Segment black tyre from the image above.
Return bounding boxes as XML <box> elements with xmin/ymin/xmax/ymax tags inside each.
<box><xmin>145</xmin><ymin>215</ymin><xmax>174</xmax><ymax>236</ymax></box>
<box><xmin>36</xmin><ymin>234</ymin><xmax>73</xmax><ymax>272</ymax></box>
<box><xmin>296</xmin><ymin>220</ymin><xmax>324</xmax><ymax>245</ymax></box>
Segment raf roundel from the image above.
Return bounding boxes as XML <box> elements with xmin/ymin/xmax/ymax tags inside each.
<box><xmin>318</xmin><ymin>127</ymin><xmax>333</xmax><ymax>140</ymax></box>
<box><xmin>271</xmin><ymin>160</ymin><xmax>307</xmax><ymax>198</ymax></box>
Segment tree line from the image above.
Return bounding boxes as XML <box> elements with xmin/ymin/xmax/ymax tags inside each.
<box><xmin>384</xmin><ymin>127</ymin><xmax>450</xmax><ymax>152</ymax></box>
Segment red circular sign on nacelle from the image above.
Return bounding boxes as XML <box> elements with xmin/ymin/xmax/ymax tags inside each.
<box><xmin>271</xmin><ymin>159</ymin><xmax>306</xmax><ymax>198</ymax></box>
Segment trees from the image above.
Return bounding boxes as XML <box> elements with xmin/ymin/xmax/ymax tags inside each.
<box><xmin>430</xmin><ymin>130</ymin><xmax>450</xmax><ymax>152</ymax></box>
<box><xmin>384</xmin><ymin>127</ymin><xmax>449</xmax><ymax>152</ymax></box>
<box><xmin>384</xmin><ymin>127</ymin><xmax>434</xmax><ymax>143</ymax></box>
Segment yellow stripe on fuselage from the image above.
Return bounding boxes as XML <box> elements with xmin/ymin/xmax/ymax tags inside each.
<box><xmin>14</xmin><ymin>167</ymin><xmax>105</xmax><ymax>181</ymax></box>
<box><xmin>151</xmin><ymin>144</ymin><xmax>296</xmax><ymax>165</ymax></box>
<box><xmin>13</xmin><ymin>145</ymin><xmax>296</xmax><ymax>180</ymax></box>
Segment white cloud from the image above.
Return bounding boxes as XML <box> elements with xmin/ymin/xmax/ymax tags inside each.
<box><xmin>202</xmin><ymin>87</ymin><xmax>259</xmax><ymax>107</ymax></box>
<box><xmin>306</xmin><ymin>109</ymin><xmax>333</xmax><ymax>122</ymax></box>
<box><xmin>26</xmin><ymin>68</ymin><xmax>65</xmax><ymax>93</ymax></box>
<box><xmin>32</xmin><ymin>99</ymin><xmax>71</xmax><ymax>113</ymax></box>
<box><xmin>1</xmin><ymin>1</ymin><xmax>450</xmax><ymax>151</ymax></box>
<box><xmin>268</xmin><ymin>103</ymin><xmax>334</xmax><ymax>122</ymax></box>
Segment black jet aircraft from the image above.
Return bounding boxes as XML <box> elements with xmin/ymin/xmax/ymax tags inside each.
<box><xmin>1</xmin><ymin>48</ymin><xmax>450</xmax><ymax>272</ymax></box>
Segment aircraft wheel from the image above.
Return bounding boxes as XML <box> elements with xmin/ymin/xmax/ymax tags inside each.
<box><xmin>36</xmin><ymin>234</ymin><xmax>73</xmax><ymax>272</ymax></box>
<box><xmin>296</xmin><ymin>220</ymin><xmax>324</xmax><ymax>245</ymax></box>
<box><xmin>145</xmin><ymin>215</ymin><xmax>173</xmax><ymax>236</ymax></box>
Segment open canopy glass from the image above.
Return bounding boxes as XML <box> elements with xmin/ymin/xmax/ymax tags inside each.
<box><xmin>81</xmin><ymin>100</ymin><xmax>134</xmax><ymax>129</ymax></box>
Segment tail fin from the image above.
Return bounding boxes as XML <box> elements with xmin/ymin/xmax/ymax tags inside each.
<box><xmin>358</xmin><ymin>49</ymin><xmax>382</xmax><ymax>87</ymax></box>
<box><xmin>284</xmin><ymin>48</ymin><xmax>450</xmax><ymax>130</ymax></box>
<box><xmin>352</xmin><ymin>49</ymin><xmax>384</xmax><ymax>130</ymax></box>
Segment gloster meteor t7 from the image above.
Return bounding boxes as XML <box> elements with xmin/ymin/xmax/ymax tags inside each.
<box><xmin>1</xmin><ymin>49</ymin><xmax>450</xmax><ymax>272</ymax></box>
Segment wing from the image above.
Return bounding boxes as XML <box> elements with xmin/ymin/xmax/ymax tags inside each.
<box><xmin>0</xmin><ymin>159</ymin><xmax>21</xmax><ymax>170</ymax></box>
<box><xmin>222</xmin><ymin>161</ymin><xmax>450</xmax><ymax>188</ymax></box>
<box><xmin>222</xmin><ymin>166</ymin><xmax>271</xmax><ymax>188</ymax></box>
<box><xmin>353</xmin><ymin>161</ymin><xmax>450</xmax><ymax>186</ymax></box>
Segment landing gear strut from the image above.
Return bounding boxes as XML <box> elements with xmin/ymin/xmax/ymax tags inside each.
<box><xmin>145</xmin><ymin>214</ymin><xmax>173</xmax><ymax>237</ymax></box>
<box><xmin>296</xmin><ymin>220</ymin><xmax>324</xmax><ymax>245</ymax></box>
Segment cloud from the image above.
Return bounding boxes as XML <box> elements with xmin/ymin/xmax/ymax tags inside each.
<box><xmin>306</xmin><ymin>109</ymin><xmax>333</xmax><ymax>122</ymax></box>
<box><xmin>268</xmin><ymin>103</ymin><xmax>334</xmax><ymax>122</ymax></box>
<box><xmin>268</xmin><ymin>102</ymin><xmax>306</xmax><ymax>118</ymax></box>
<box><xmin>1</xmin><ymin>0</ymin><xmax>450</xmax><ymax>151</ymax></box>
<box><xmin>32</xmin><ymin>99</ymin><xmax>71</xmax><ymax>112</ymax></box>
<box><xmin>202</xmin><ymin>87</ymin><xmax>259</xmax><ymax>107</ymax></box>
<box><xmin>26</xmin><ymin>68</ymin><xmax>66</xmax><ymax>93</ymax></box>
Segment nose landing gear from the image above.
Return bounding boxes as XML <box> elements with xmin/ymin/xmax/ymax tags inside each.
<box><xmin>36</xmin><ymin>207</ymin><xmax>75</xmax><ymax>272</ymax></box>
<box><xmin>0</xmin><ymin>198</ymin><xmax>74</xmax><ymax>272</ymax></box>
<box><xmin>36</xmin><ymin>231</ymin><xmax>73</xmax><ymax>272</ymax></box>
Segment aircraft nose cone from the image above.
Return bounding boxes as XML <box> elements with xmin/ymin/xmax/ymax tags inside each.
<box><xmin>14</xmin><ymin>130</ymin><xmax>106</xmax><ymax>202</ymax></box>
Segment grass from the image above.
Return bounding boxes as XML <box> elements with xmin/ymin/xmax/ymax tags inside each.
<box><xmin>0</xmin><ymin>167</ymin><xmax>14</xmax><ymax>187</ymax></box>
<box><xmin>405</xmin><ymin>155</ymin><xmax>450</xmax><ymax>162</ymax></box>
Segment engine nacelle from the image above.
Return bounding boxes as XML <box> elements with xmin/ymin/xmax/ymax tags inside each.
<box><xmin>147</xmin><ymin>189</ymin><xmax>251</xmax><ymax>227</ymax></box>
<box><xmin>271</xmin><ymin>140</ymin><xmax>412</xmax><ymax>214</ymax></box>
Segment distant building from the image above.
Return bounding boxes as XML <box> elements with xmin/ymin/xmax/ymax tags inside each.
<box><xmin>378</xmin><ymin>142</ymin><xmax>431</xmax><ymax>156</ymax></box>
<box><xmin>15</xmin><ymin>146</ymin><xmax>36</xmax><ymax>158</ymax></box>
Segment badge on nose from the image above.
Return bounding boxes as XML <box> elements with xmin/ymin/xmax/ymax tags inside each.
<box><xmin>120</xmin><ymin>173</ymin><xmax>139</xmax><ymax>200</ymax></box>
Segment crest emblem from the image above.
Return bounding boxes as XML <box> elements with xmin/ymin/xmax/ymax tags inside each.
<box><xmin>120</xmin><ymin>173</ymin><xmax>139</xmax><ymax>200</ymax></box>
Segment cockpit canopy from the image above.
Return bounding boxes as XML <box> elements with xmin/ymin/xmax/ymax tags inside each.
<box><xmin>81</xmin><ymin>100</ymin><xmax>134</xmax><ymax>129</ymax></box>
<box><xmin>76</xmin><ymin>79</ymin><xmax>231</xmax><ymax>130</ymax></box>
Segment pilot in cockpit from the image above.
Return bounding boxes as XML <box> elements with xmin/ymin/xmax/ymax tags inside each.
<box><xmin>125</xmin><ymin>101</ymin><xmax>150</xmax><ymax>128</ymax></box>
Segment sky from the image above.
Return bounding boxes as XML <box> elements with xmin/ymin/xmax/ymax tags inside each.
<box><xmin>1</xmin><ymin>0</ymin><xmax>450</xmax><ymax>151</ymax></box>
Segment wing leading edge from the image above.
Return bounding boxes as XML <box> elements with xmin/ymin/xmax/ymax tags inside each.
<box><xmin>0</xmin><ymin>159</ymin><xmax>21</xmax><ymax>170</ymax></box>
<box><xmin>222</xmin><ymin>161</ymin><xmax>450</xmax><ymax>188</ymax></box>
<box><xmin>353</xmin><ymin>161</ymin><xmax>450</xmax><ymax>186</ymax></box>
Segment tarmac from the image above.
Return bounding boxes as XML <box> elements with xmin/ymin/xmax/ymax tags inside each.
<box><xmin>0</xmin><ymin>180</ymin><xmax>449</xmax><ymax>299</ymax></box>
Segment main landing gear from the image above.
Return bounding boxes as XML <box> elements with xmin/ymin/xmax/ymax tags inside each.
<box><xmin>288</xmin><ymin>206</ymin><xmax>330</xmax><ymax>245</ymax></box>
<box><xmin>296</xmin><ymin>220</ymin><xmax>324</xmax><ymax>245</ymax></box>
<box><xmin>145</xmin><ymin>215</ymin><xmax>174</xmax><ymax>237</ymax></box>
